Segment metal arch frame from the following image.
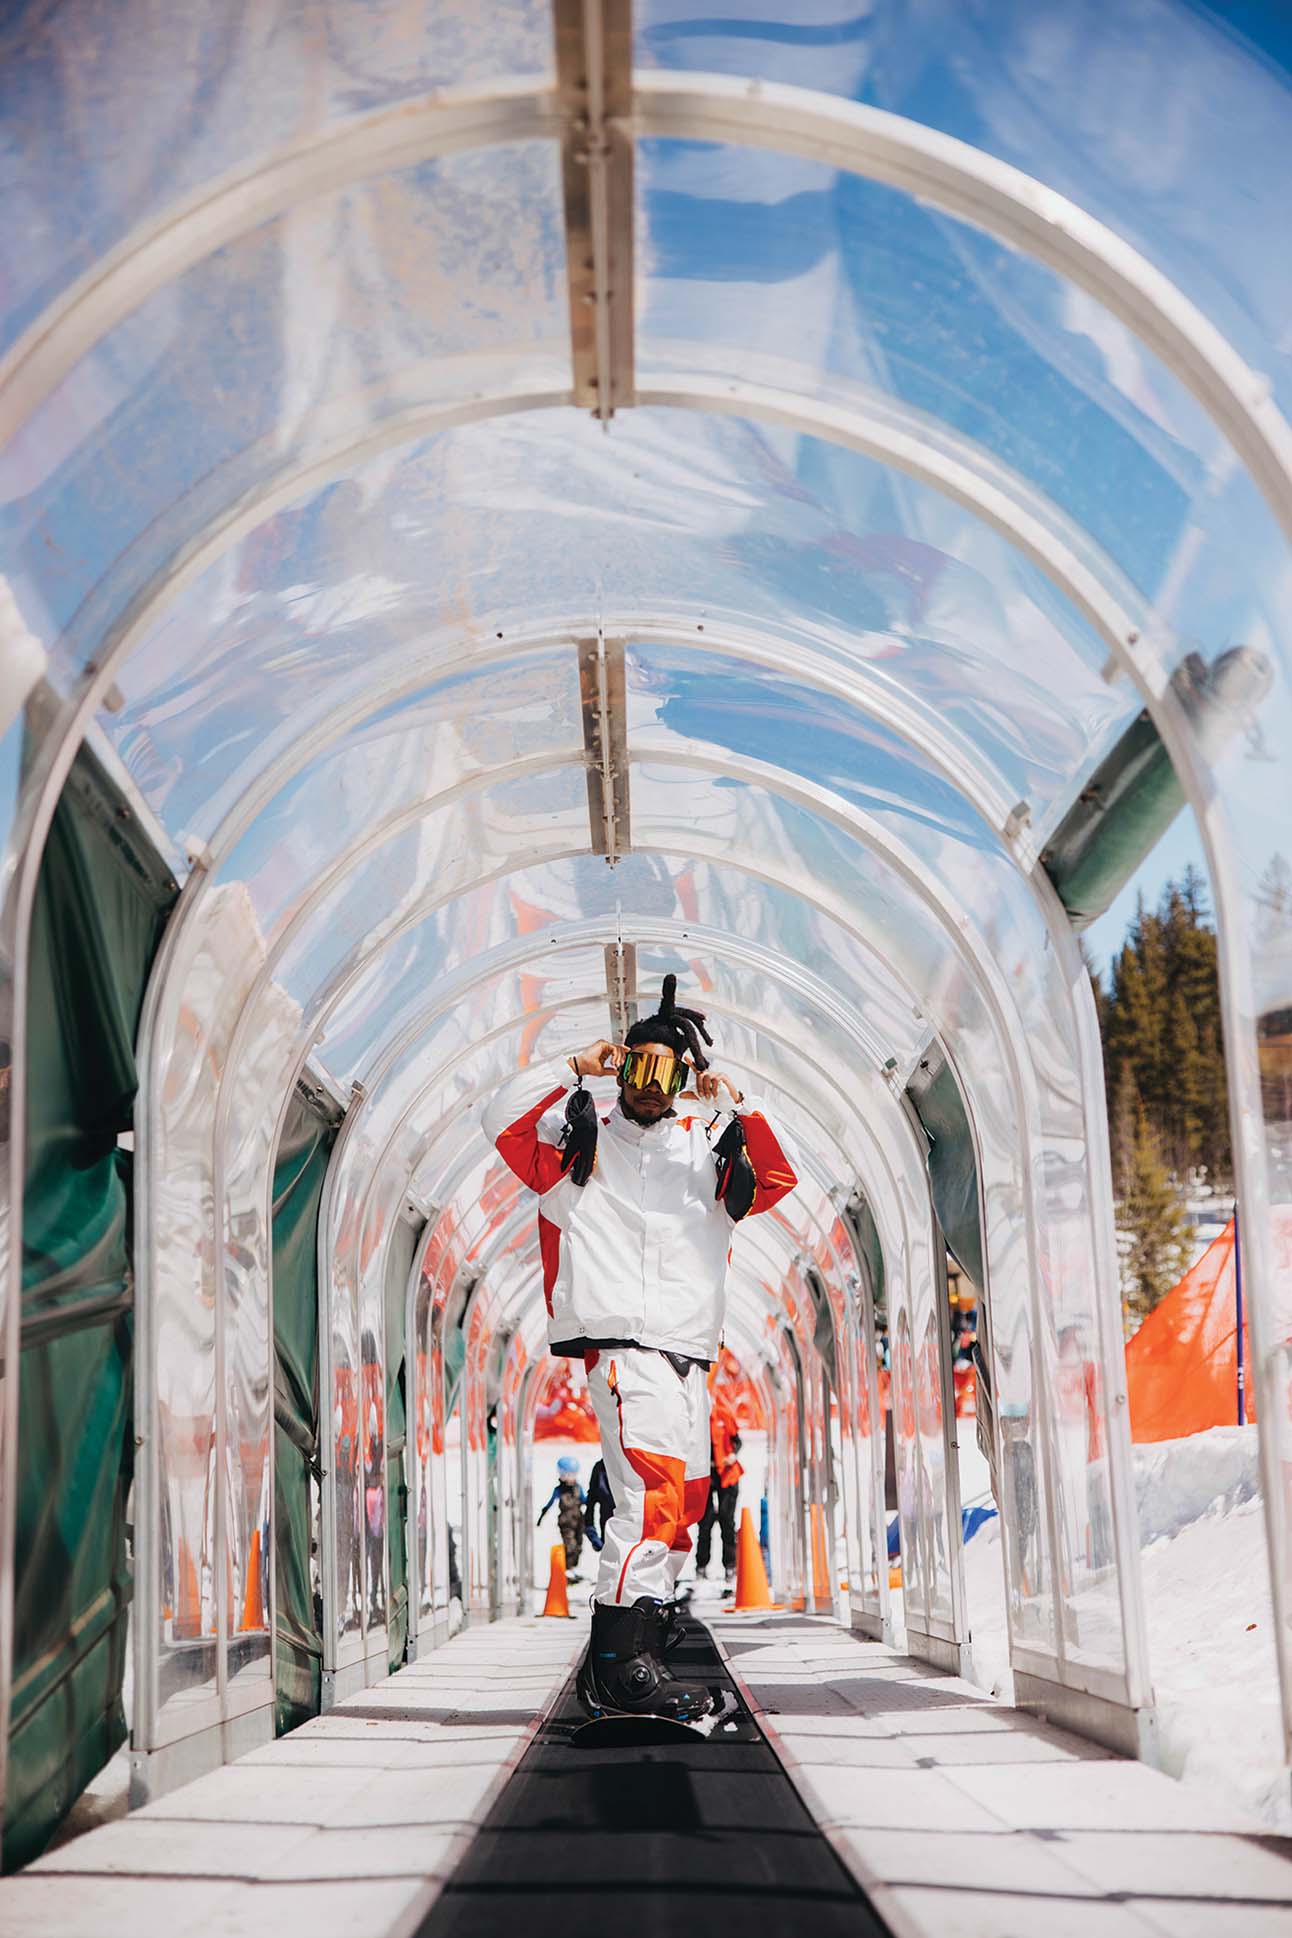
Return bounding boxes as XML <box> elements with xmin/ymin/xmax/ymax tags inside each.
<box><xmin>136</xmin><ymin>569</ymin><xmax>1138</xmax><ymax>1701</ymax></box>
<box><xmin>629</xmin><ymin>72</ymin><xmax>1292</xmax><ymax>544</ymax></box>
<box><xmin>280</xmin><ymin>795</ymin><xmax>1061</xmax><ymax>1678</ymax></box>
<box><xmin>34</xmin><ymin>363</ymin><xmax>1173</xmax><ymax>1751</ymax></box>
<box><xmin>352</xmin><ymin>1003</ymin><xmax>918</xmax><ymax>1354</ymax></box>
<box><xmin>647</xmin><ymin>746</ymin><xmax>1149</xmax><ymax>1705</ymax></box>
<box><xmin>405</xmin><ymin>1218</ymin><xmax>464</xmax><ymax>1647</ymax></box>
<box><xmin>828</xmin><ymin>1186</ymin><xmax>895</xmax><ymax>1638</ymax></box>
<box><xmin>0</xmin><ymin>78</ymin><xmax>566</xmax><ymax>445</ymax></box>
<box><xmin>326</xmin><ymin>912</ymin><xmax>904</xmax><ymax>1232</ymax></box>
<box><xmin>455</xmin><ymin>1273</ymin><xmax>508</xmax><ymax>1620</ymax></box>
<box><xmin>2</xmin><ymin>69</ymin><xmax>1288</xmax><ymax>542</ymax></box>
<box><xmin>46</xmin><ymin>405</ymin><xmax>1172</xmax><ymax>1749</ymax></box>
<box><xmin>9</xmin><ymin>53</ymin><xmax>1291</xmax><ymax>1795</ymax></box>
<box><xmin>133</xmin><ymin>697</ymin><xmax>1131</xmax><ymax>1759</ymax></box>
<box><xmin>347</xmin><ymin>1009</ymin><xmax>917</xmax><ymax>1396</ymax></box>
<box><xmin>209</xmin><ymin>740</ymin><xmax>587</xmax><ymax>1229</ymax></box>
<box><xmin>736</xmin><ymin>1223</ymin><xmax>864</xmax><ymax>1624</ymax></box>
<box><xmin>60</xmin><ymin>346</ymin><xmax>1157</xmax><ymax>896</ymax></box>
<box><xmin>402</xmin><ymin>1231</ymin><xmax>435</xmax><ymax>1654</ymax></box>
<box><xmin>216</xmin><ymin>749</ymin><xmax>1097</xmax><ymax>1555</ymax></box>
<box><xmin>125</xmin><ymin>562</ymin><xmax>1131</xmax><ymax>1728</ymax></box>
<box><xmin>312</xmin><ymin>1074</ymin><xmax>375</xmax><ymax>1699</ymax></box>
<box><xmin>130</xmin><ymin>851</ymin><xmax>211</xmax><ymax>1763</ymax></box>
<box><xmin>766</xmin><ymin>1200</ymin><xmax>893</xmax><ymax>1636</ymax></box>
<box><xmin>323</xmin><ymin>970</ymin><xmax>927</xmax><ymax>1636</ymax></box>
<box><xmin>351</xmin><ymin>1035</ymin><xmax>902</xmax><ymax>1342</ymax></box>
<box><xmin>176</xmin><ymin>632</ymin><xmax>1108</xmax><ymax>1420</ymax></box>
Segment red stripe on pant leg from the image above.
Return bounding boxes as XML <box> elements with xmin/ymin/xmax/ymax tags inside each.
<box><xmin>670</xmin><ymin>1480</ymin><xmax>710</xmax><ymax>1554</ymax></box>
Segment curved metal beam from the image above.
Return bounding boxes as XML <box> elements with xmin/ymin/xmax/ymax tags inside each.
<box><xmin>4</xmin><ymin>67</ymin><xmax>1287</xmax><ymax>551</ymax></box>
<box><xmin>346</xmin><ymin>918</ymin><xmax>900</xmax><ymax>1229</ymax></box>
<box><xmin>632</xmin><ymin>71</ymin><xmax>1292</xmax><ymax>548</ymax></box>
<box><xmin>0</xmin><ymin>79</ymin><xmax>563</xmax><ymax>446</ymax></box>
<box><xmin>342</xmin><ymin>981</ymin><xmax>913</xmax><ymax>1320</ymax></box>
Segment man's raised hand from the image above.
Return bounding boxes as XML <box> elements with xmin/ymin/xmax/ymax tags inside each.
<box><xmin>683</xmin><ymin>1069</ymin><xmax>743</xmax><ymax>1106</ymax></box>
<box><xmin>568</xmin><ymin>1040</ymin><xmax>625</xmax><ymax>1079</ymax></box>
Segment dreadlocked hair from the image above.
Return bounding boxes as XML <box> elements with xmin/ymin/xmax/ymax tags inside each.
<box><xmin>624</xmin><ymin>972</ymin><xmax>713</xmax><ymax>1072</ymax></box>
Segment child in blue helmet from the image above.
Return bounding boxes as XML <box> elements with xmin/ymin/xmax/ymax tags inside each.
<box><xmin>538</xmin><ymin>1456</ymin><xmax>586</xmax><ymax>1579</ymax></box>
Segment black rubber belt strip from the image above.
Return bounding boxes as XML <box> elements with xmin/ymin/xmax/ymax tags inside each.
<box><xmin>416</xmin><ymin>1614</ymin><xmax>891</xmax><ymax>1938</ymax></box>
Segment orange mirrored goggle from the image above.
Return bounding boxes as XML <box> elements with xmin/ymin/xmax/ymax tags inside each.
<box><xmin>620</xmin><ymin>1049</ymin><xmax>688</xmax><ymax>1095</ymax></box>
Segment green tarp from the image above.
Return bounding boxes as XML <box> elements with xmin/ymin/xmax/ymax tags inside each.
<box><xmin>1041</xmin><ymin>710</ymin><xmax>1180</xmax><ymax>931</ymax></box>
<box><xmin>9</xmin><ymin>744</ymin><xmax>177</xmax><ymax>1869</ymax></box>
<box><xmin>907</xmin><ymin>1061</ymin><xmax>985</xmax><ymax>1295</ymax></box>
<box><xmin>271</xmin><ymin>1085</ymin><xmax>338</xmax><ymax>1737</ymax></box>
<box><xmin>1041</xmin><ymin>647</ymin><xmax>1270</xmax><ymax>931</ymax></box>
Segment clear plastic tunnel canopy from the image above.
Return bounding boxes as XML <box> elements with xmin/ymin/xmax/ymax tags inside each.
<box><xmin>4</xmin><ymin>0</ymin><xmax>1292</xmax><ymax>1851</ymax></box>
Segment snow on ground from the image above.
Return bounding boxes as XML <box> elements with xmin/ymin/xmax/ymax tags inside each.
<box><xmin>952</xmin><ymin>1422</ymin><xmax>1289</xmax><ymax>1832</ymax></box>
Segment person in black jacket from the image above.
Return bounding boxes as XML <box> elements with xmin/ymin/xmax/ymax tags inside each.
<box><xmin>583</xmin><ymin>1457</ymin><xmax>616</xmax><ymax>1551</ymax></box>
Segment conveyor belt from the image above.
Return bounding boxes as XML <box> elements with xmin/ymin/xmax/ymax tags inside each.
<box><xmin>417</xmin><ymin>1613</ymin><xmax>891</xmax><ymax>1938</ymax></box>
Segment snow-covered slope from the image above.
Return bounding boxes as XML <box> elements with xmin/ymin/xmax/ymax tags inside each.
<box><xmin>957</xmin><ymin>1424</ymin><xmax>1288</xmax><ymax>1831</ymax></box>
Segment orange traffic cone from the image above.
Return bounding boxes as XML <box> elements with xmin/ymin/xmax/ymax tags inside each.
<box><xmin>810</xmin><ymin>1503</ymin><xmax>832</xmax><ymax>1608</ymax></box>
<box><xmin>730</xmin><ymin>1507</ymin><xmax>776</xmax><ymax>1611</ymax></box>
<box><xmin>174</xmin><ymin>1538</ymin><xmax>201</xmax><ymax>1639</ymax></box>
<box><xmin>541</xmin><ymin>1542</ymin><xmax>572</xmax><ymax>1617</ymax></box>
<box><xmin>240</xmin><ymin>1527</ymin><xmax>265</xmax><ymax>1631</ymax></box>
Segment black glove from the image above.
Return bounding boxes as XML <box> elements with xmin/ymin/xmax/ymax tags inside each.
<box><xmin>559</xmin><ymin>1085</ymin><xmax>599</xmax><ymax>1186</ymax></box>
<box><xmin>713</xmin><ymin>1116</ymin><xmax>756</xmax><ymax>1220</ymax></box>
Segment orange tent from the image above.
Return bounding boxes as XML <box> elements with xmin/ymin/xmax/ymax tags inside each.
<box><xmin>1125</xmin><ymin>1218</ymin><xmax>1253</xmax><ymax>1442</ymax></box>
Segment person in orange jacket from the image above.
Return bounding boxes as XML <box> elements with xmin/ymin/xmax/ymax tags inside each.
<box><xmin>695</xmin><ymin>1393</ymin><xmax>743</xmax><ymax>1586</ymax></box>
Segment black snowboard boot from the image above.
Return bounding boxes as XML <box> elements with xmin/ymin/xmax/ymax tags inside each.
<box><xmin>655</xmin><ymin>1589</ymin><xmax>696</xmax><ymax>1657</ymax></box>
<box><xmin>576</xmin><ymin>1598</ymin><xmax>713</xmax><ymax>1721</ymax></box>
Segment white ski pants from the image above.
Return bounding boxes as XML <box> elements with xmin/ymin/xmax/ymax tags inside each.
<box><xmin>585</xmin><ymin>1347</ymin><xmax>711</xmax><ymax>1606</ymax></box>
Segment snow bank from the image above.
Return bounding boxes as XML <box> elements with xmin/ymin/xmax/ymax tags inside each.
<box><xmin>955</xmin><ymin>1422</ymin><xmax>1289</xmax><ymax>1833</ymax></box>
<box><xmin>1134</xmin><ymin>1425</ymin><xmax>1259</xmax><ymax>1543</ymax></box>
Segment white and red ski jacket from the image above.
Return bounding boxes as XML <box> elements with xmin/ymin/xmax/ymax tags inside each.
<box><xmin>481</xmin><ymin>1056</ymin><xmax>797</xmax><ymax>1361</ymax></box>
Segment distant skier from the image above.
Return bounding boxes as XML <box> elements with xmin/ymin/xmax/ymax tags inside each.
<box><xmin>695</xmin><ymin>1392</ymin><xmax>743</xmax><ymax>1587</ymax></box>
<box><xmin>538</xmin><ymin>1455</ymin><xmax>586</xmax><ymax>1578</ymax></box>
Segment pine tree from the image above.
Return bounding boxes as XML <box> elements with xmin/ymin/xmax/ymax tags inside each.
<box><xmin>1110</xmin><ymin>1064</ymin><xmax>1140</xmax><ymax>1204</ymax></box>
<box><xmin>1103</xmin><ymin>869</ymin><xmax>1230</xmax><ymax>1191</ymax></box>
<box><xmin>1121</xmin><ymin>1101</ymin><xmax>1191</xmax><ymax>1331</ymax></box>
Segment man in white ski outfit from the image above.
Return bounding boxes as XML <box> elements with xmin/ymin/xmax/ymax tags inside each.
<box><xmin>482</xmin><ymin>976</ymin><xmax>796</xmax><ymax>1719</ymax></box>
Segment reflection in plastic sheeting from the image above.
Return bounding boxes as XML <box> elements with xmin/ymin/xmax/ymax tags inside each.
<box><xmin>360</xmin><ymin>1325</ymin><xmax>386</xmax><ymax>1636</ymax></box>
<box><xmin>0</xmin><ymin>1</ymin><xmax>556</xmax><ymax>364</ymax></box>
<box><xmin>148</xmin><ymin>883</ymin><xmax>299</xmax><ymax>1739</ymax></box>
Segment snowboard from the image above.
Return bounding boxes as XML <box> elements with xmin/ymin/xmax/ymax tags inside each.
<box><xmin>570</xmin><ymin>1686</ymin><xmax>741</xmax><ymax>1746</ymax></box>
